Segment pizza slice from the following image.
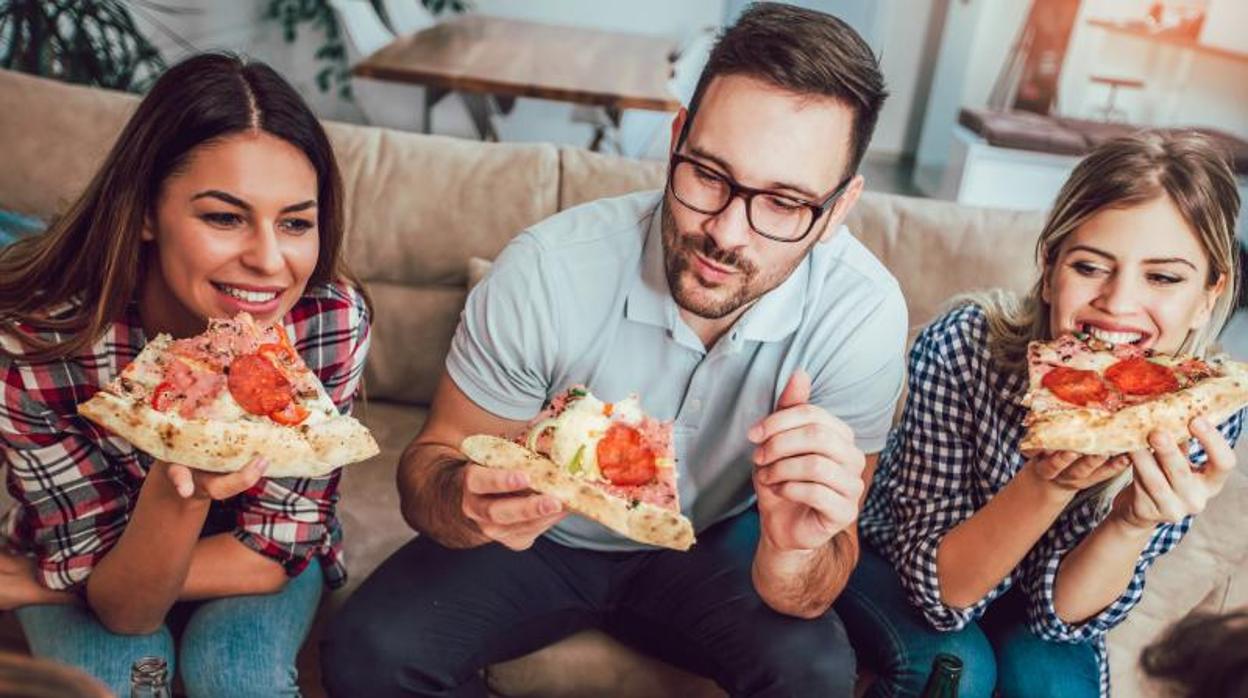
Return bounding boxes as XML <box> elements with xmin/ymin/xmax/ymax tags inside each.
<box><xmin>78</xmin><ymin>312</ymin><xmax>378</xmax><ymax>478</ymax></box>
<box><xmin>1020</xmin><ymin>332</ymin><xmax>1248</xmax><ymax>454</ymax></box>
<box><xmin>460</xmin><ymin>386</ymin><xmax>695</xmax><ymax>551</ymax></box>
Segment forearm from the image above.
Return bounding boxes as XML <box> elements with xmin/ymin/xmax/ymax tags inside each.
<box><xmin>752</xmin><ymin>528</ymin><xmax>856</xmax><ymax>619</ymax></box>
<box><xmin>86</xmin><ymin>467</ymin><xmax>209</xmax><ymax>634</ymax></box>
<box><xmin>398</xmin><ymin>442</ymin><xmax>488</xmax><ymax>548</ymax></box>
<box><xmin>937</xmin><ymin>465</ymin><xmax>1073</xmax><ymax>608</ymax></box>
<box><xmin>1052</xmin><ymin>515</ymin><xmax>1153</xmax><ymax>624</ymax></box>
<box><xmin>179</xmin><ymin>533</ymin><xmax>289</xmax><ymax>601</ymax></box>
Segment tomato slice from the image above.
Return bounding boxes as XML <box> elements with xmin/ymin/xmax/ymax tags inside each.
<box><xmin>150</xmin><ymin>381</ymin><xmax>177</xmax><ymax>412</ymax></box>
<box><xmin>1105</xmin><ymin>357</ymin><xmax>1179</xmax><ymax>396</ymax></box>
<box><xmin>228</xmin><ymin>354</ymin><xmax>293</xmax><ymax>415</ymax></box>
<box><xmin>269</xmin><ymin>403</ymin><xmax>310</xmax><ymax>425</ymax></box>
<box><xmin>1041</xmin><ymin>366</ymin><xmax>1109</xmax><ymax>407</ymax></box>
<box><xmin>596</xmin><ymin>424</ymin><xmax>658</xmax><ymax>486</ymax></box>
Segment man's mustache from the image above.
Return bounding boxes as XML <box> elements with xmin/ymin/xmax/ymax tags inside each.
<box><xmin>677</xmin><ymin>232</ymin><xmax>756</xmax><ymax>275</ymax></box>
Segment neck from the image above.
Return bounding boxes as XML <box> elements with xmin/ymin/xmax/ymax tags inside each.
<box><xmin>679</xmin><ymin>301</ymin><xmax>753</xmax><ymax>350</ymax></box>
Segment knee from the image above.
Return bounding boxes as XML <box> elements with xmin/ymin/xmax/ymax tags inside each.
<box><xmin>883</xmin><ymin>627</ymin><xmax>997</xmax><ymax>698</ymax></box>
<box><xmin>745</xmin><ymin>612</ymin><xmax>857</xmax><ymax>697</ymax></box>
<box><xmin>179</xmin><ymin>644</ymin><xmax>298</xmax><ymax>698</ymax></box>
<box><xmin>995</xmin><ymin>639</ymin><xmax>1099</xmax><ymax>698</ymax></box>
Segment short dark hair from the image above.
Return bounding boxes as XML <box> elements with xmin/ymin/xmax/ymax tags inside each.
<box><xmin>681</xmin><ymin>2</ymin><xmax>888</xmax><ymax>179</ymax></box>
<box><xmin>1140</xmin><ymin>611</ymin><xmax>1248</xmax><ymax>697</ymax></box>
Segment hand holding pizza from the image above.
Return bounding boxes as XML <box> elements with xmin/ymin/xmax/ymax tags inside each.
<box><xmin>1109</xmin><ymin>418</ymin><xmax>1237</xmax><ymax>529</ymax></box>
<box><xmin>459</xmin><ymin>464</ymin><xmax>566</xmax><ymax>551</ymax></box>
<box><xmin>161</xmin><ymin>457</ymin><xmax>269</xmax><ymax>501</ymax></box>
<box><xmin>1025</xmin><ymin>451</ymin><xmax>1131</xmax><ymax>493</ymax></box>
<box><xmin>749</xmin><ymin>370</ymin><xmax>865</xmax><ymax>552</ymax></box>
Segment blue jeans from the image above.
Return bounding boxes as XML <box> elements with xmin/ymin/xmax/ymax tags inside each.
<box><xmin>15</xmin><ymin>558</ymin><xmax>323</xmax><ymax>698</ymax></box>
<box><xmin>835</xmin><ymin>546</ymin><xmax>1100</xmax><ymax>698</ymax></box>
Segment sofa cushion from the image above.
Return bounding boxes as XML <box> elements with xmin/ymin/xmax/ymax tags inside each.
<box><xmin>558</xmin><ymin>146</ymin><xmax>666</xmax><ymax>211</ymax></box>
<box><xmin>363</xmin><ymin>281</ymin><xmax>466</xmax><ymax>405</ymax></box>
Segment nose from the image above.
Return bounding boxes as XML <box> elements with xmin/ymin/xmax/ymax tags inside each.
<box><xmin>1095</xmin><ymin>271</ymin><xmax>1143</xmax><ymax>315</ymax></box>
<box><xmin>703</xmin><ymin>192</ymin><xmax>753</xmax><ymax>253</ymax></box>
<box><xmin>241</xmin><ymin>223</ymin><xmax>285</xmax><ymax>276</ymax></box>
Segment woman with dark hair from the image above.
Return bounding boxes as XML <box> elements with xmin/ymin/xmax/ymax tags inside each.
<box><xmin>839</xmin><ymin>131</ymin><xmax>1242</xmax><ymax>698</ymax></box>
<box><xmin>0</xmin><ymin>53</ymin><xmax>371</xmax><ymax>696</ymax></box>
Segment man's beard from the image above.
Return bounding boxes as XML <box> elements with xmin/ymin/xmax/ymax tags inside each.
<box><xmin>660</xmin><ymin>201</ymin><xmax>808</xmax><ymax>320</ymax></box>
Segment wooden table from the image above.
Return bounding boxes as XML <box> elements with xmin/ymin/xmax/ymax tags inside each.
<box><xmin>353</xmin><ymin>14</ymin><xmax>682</xmax><ymax>141</ymax></box>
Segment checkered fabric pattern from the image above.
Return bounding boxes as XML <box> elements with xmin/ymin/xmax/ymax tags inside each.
<box><xmin>0</xmin><ymin>281</ymin><xmax>371</xmax><ymax>591</ymax></box>
<box><xmin>859</xmin><ymin>303</ymin><xmax>1244</xmax><ymax>697</ymax></box>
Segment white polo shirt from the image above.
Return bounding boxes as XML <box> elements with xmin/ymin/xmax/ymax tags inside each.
<box><xmin>448</xmin><ymin>190</ymin><xmax>907</xmax><ymax>551</ymax></box>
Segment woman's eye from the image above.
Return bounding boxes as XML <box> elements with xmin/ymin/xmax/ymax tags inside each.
<box><xmin>1147</xmin><ymin>272</ymin><xmax>1184</xmax><ymax>285</ymax></box>
<box><xmin>280</xmin><ymin>218</ymin><xmax>315</xmax><ymax>235</ymax></box>
<box><xmin>1071</xmin><ymin>261</ymin><xmax>1105</xmax><ymax>276</ymax></box>
<box><xmin>202</xmin><ymin>212</ymin><xmax>242</xmax><ymax>227</ymax></box>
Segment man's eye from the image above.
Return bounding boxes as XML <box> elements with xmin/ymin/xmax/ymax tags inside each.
<box><xmin>694</xmin><ymin>165</ymin><xmax>722</xmax><ymax>183</ymax></box>
<box><xmin>763</xmin><ymin>195</ymin><xmax>804</xmax><ymax>212</ymax></box>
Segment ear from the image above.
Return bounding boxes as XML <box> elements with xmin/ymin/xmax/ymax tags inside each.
<box><xmin>140</xmin><ymin>215</ymin><xmax>156</xmax><ymax>242</ymax></box>
<box><xmin>668</xmin><ymin>107</ymin><xmax>688</xmax><ymax>157</ymax></box>
<box><xmin>1191</xmin><ymin>272</ymin><xmax>1228</xmax><ymax>329</ymax></box>
<box><xmin>817</xmin><ymin>174</ymin><xmax>865</xmax><ymax>243</ymax></box>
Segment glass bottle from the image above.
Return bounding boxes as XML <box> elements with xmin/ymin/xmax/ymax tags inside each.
<box><xmin>129</xmin><ymin>656</ymin><xmax>170</xmax><ymax>698</ymax></box>
<box><xmin>919</xmin><ymin>652</ymin><xmax>962</xmax><ymax>698</ymax></box>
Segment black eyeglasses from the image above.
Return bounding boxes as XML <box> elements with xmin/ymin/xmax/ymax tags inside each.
<box><xmin>667</xmin><ymin>152</ymin><xmax>853</xmax><ymax>243</ymax></box>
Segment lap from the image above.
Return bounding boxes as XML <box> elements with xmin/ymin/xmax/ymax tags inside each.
<box><xmin>612</xmin><ymin>510</ymin><xmax>856</xmax><ymax>697</ymax></box>
<box><xmin>177</xmin><ymin>558</ymin><xmax>324</xmax><ymax>698</ymax></box>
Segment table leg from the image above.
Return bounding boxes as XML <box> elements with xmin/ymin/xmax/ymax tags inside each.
<box><xmin>424</xmin><ymin>87</ymin><xmax>448</xmax><ymax>135</ymax></box>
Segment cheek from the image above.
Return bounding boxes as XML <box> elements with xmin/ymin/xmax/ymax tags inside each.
<box><xmin>155</xmin><ymin>223</ymin><xmax>233</xmax><ymax>287</ymax></box>
<box><xmin>1048</xmin><ymin>271</ymin><xmax>1097</xmax><ymax>321</ymax></box>
<box><xmin>288</xmin><ymin>234</ymin><xmax>321</xmax><ymax>283</ymax></box>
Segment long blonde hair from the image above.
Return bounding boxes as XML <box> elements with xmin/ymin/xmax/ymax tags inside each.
<box><xmin>962</xmin><ymin>131</ymin><xmax>1241</xmax><ymax>508</ymax></box>
<box><xmin>965</xmin><ymin>131</ymin><xmax>1240</xmax><ymax>374</ymax></box>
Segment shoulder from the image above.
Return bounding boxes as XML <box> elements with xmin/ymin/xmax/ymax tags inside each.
<box><xmin>913</xmin><ymin>302</ymin><xmax>991</xmax><ymax>364</ymax></box>
<box><xmin>521</xmin><ymin>190</ymin><xmax>658</xmax><ymax>263</ymax></box>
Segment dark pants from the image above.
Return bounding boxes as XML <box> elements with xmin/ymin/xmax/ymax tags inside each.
<box><xmin>834</xmin><ymin>545</ymin><xmax>1100</xmax><ymax>698</ymax></box>
<box><xmin>322</xmin><ymin>510</ymin><xmax>855</xmax><ymax>697</ymax></box>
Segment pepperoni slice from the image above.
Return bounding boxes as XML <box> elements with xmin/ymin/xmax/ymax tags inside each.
<box><xmin>150</xmin><ymin>381</ymin><xmax>177</xmax><ymax>412</ymax></box>
<box><xmin>270</xmin><ymin>403</ymin><xmax>310</xmax><ymax>425</ymax></box>
<box><xmin>1105</xmin><ymin>357</ymin><xmax>1179</xmax><ymax>396</ymax></box>
<box><xmin>596</xmin><ymin>424</ymin><xmax>658</xmax><ymax>486</ymax></box>
<box><xmin>227</xmin><ymin>354</ymin><xmax>293</xmax><ymax>415</ymax></box>
<box><xmin>1041</xmin><ymin>367</ymin><xmax>1109</xmax><ymax>407</ymax></box>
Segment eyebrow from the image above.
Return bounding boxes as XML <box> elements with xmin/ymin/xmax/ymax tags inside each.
<box><xmin>686</xmin><ymin>146</ymin><xmax>821</xmax><ymax>200</ymax></box>
<box><xmin>191</xmin><ymin>189</ymin><xmax>317</xmax><ymax>214</ymax></box>
<box><xmin>1066</xmin><ymin>244</ymin><xmax>1198</xmax><ymax>271</ymax></box>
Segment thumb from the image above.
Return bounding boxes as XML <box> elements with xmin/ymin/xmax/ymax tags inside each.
<box><xmin>777</xmin><ymin>369</ymin><xmax>811</xmax><ymax>410</ymax></box>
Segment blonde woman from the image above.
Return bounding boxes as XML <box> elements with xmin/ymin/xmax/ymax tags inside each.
<box><xmin>838</xmin><ymin>131</ymin><xmax>1242</xmax><ymax>698</ymax></box>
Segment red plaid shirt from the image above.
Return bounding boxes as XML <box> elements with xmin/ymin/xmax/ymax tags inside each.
<box><xmin>0</xmin><ymin>281</ymin><xmax>370</xmax><ymax>591</ymax></box>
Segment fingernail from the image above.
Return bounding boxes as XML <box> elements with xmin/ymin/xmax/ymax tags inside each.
<box><xmin>541</xmin><ymin>498</ymin><xmax>560</xmax><ymax>515</ymax></box>
<box><xmin>177</xmin><ymin>482</ymin><xmax>193</xmax><ymax>498</ymax></box>
<box><xmin>747</xmin><ymin>425</ymin><xmax>763</xmax><ymax>443</ymax></box>
<box><xmin>1193</xmin><ymin>417</ymin><xmax>1211</xmax><ymax>432</ymax></box>
<box><xmin>512</xmin><ymin>473</ymin><xmax>528</xmax><ymax>489</ymax></box>
<box><xmin>256</xmin><ymin>457</ymin><xmax>270</xmax><ymax>472</ymax></box>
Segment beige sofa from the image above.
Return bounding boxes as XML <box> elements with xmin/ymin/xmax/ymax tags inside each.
<box><xmin>1</xmin><ymin>67</ymin><xmax>1245</xmax><ymax>697</ymax></box>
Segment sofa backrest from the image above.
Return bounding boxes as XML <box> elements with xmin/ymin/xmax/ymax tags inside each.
<box><xmin>0</xmin><ymin>68</ymin><xmax>1046</xmax><ymax>407</ymax></box>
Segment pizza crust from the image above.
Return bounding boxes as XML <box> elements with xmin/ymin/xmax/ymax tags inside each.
<box><xmin>79</xmin><ymin>391</ymin><xmax>379</xmax><ymax>478</ymax></box>
<box><xmin>1021</xmin><ymin>363</ymin><xmax>1248</xmax><ymax>454</ymax></box>
<box><xmin>460</xmin><ymin>434</ymin><xmax>696</xmax><ymax>551</ymax></box>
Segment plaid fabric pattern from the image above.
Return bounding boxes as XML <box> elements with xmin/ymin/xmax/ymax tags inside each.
<box><xmin>0</xmin><ymin>281</ymin><xmax>371</xmax><ymax>591</ymax></box>
<box><xmin>859</xmin><ymin>303</ymin><xmax>1244</xmax><ymax>697</ymax></box>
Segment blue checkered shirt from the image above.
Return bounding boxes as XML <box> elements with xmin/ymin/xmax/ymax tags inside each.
<box><xmin>859</xmin><ymin>303</ymin><xmax>1244</xmax><ymax>697</ymax></box>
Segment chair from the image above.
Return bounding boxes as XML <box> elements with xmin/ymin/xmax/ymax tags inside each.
<box><xmin>378</xmin><ymin>0</ymin><xmax>435</xmax><ymax>36</ymax></box>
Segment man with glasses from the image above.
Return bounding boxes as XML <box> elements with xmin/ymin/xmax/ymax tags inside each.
<box><xmin>325</xmin><ymin>4</ymin><xmax>905</xmax><ymax>696</ymax></box>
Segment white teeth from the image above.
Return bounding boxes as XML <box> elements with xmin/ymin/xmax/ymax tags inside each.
<box><xmin>1086</xmin><ymin>325</ymin><xmax>1143</xmax><ymax>345</ymax></box>
<box><xmin>216</xmin><ymin>284</ymin><xmax>278</xmax><ymax>303</ymax></box>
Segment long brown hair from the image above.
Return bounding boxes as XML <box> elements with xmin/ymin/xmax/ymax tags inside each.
<box><xmin>0</xmin><ymin>52</ymin><xmax>370</xmax><ymax>361</ymax></box>
<box><xmin>964</xmin><ymin>130</ymin><xmax>1240</xmax><ymax>375</ymax></box>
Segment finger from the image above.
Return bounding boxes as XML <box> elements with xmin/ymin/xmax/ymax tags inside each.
<box><xmin>1192</xmin><ymin>417</ymin><xmax>1237</xmax><ymax>482</ymax></box>
<box><xmin>1064</xmin><ymin>455</ymin><xmax>1112</xmax><ymax>480</ymax></box>
<box><xmin>748</xmin><ymin>404</ymin><xmax>852</xmax><ymax>444</ymax></box>
<box><xmin>1032</xmin><ymin>451</ymin><xmax>1079</xmax><ymax>480</ymax></box>
<box><xmin>166</xmin><ymin>464</ymin><xmax>196</xmax><ymax>499</ymax></box>
<box><xmin>1129</xmin><ymin>449</ymin><xmax>1186</xmax><ymax>521</ymax></box>
<box><xmin>493</xmin><ymin>511</ymin><xmax>568</xmax><ymax>550</ymax></box>
<box><xmin>463</xmin><ymin>464</ymin><xmax>530</xmax><ymax>495</ymax></box>
<box><xmin>758</xmin><ymin>455</ymin><xmax>864</xmax><ymax>501</ymax></box>
<box><xmin>478</xmin><ymin>493</ymin><xmax>563</xmax><ymax>526</ymax></box>
<box><xmin>776</xmin><ymin>369</ymin><xmax>812</xmax><ymax>410</ymax></box>
<box><xmin>774</xmin><ymin>481</ymin><xmax>857</xmax><ymax>526</ymax></box>
<box><xmin>1148</xmin><ymin>431</ymin><xmax>1196</xmax><ymax>489</ymax></box>
<box><xmin>204</xmin><ymin>458</ymin><xmax>269</xmax><ymax>499</ymax></box>
<box><xmin>753</xmin><ymin>423</ymin><xmax>862</xmax><ymax>471</ymax></box>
